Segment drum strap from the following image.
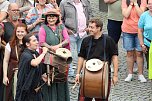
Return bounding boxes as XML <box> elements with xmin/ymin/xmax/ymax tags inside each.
<box><xmin>103</xmin><ymin>35</ymin><xmax>106</xmax><ymax>61</ymax></box>
<box><xmin>102</xmin><ymin>35</ymin><xmax>107</xmax><ymax>100</ymax></box>
<box><xmin>87</xmin><ymin>35</ymin><xmax>106</xmax><ymax>61</ymax></box>
<box><xmin>86</xmin><ymin>36</ymin><xmax>92</xmax><ymax>60</ymax></box>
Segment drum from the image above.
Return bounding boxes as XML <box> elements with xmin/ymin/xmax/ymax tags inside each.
<box><xmin>44</xmin><ymin>48</ymin><xmax>72</xmax><ymax>83</ymax></box>
<box><xmin>80</xmin><ymin>59</ymin><xmax>110</xmax><ymax>98</ymax></box>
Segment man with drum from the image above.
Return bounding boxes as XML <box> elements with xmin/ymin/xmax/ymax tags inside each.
<box><xmin>75</xmin><ymin>18</ymin><xmax>119</xmax><ymax>101</ymax></box>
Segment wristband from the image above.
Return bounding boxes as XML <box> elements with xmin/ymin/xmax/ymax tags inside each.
<box><xmin>76</xmin><ymin>74</ymin><xmax>80</xmax><ymax>77</ymax></box>
<box><xmin>141</xmin><ymin>44</ymin><xmax>145</xmax><ymax>47</ymax></box>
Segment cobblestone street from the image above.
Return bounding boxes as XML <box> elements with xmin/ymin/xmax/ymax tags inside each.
<box><xmin>68</xmin><ymin>0</ymin><xmax>152</xmax><ymax>101</ymax></box>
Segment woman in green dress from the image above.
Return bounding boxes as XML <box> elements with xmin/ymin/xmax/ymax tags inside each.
<box><xmin>38</xmin><ymin>9</ymin><xmax>70</xmax><ymax>101</ymax></box>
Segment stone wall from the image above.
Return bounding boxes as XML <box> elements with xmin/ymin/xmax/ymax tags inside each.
<box><xmin>89</xmin><ymin>0</ymin><xmax>108</xmax><ymax>32</ymax></box>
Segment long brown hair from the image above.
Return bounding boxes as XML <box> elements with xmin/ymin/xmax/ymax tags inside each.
<box><xmin>9</xmin><ymin>23</ymin><xmax>28</xmax><ymax>48</ymax></box>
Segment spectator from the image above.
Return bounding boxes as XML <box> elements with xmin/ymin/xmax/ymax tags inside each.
<box><xmin>104</xmin><ymin>0</ymin><xmax>123</xmax><ymax>72</ymax></box>
<box><xmin>121</xmin><ymin>0</ymin><xmax>147</xmax><ymax>82</ymax></box>
<box><xmin>8</xmin><ymin>0</ymin><xmax>33</xmax><ymax>18</ymax></box>
<box><xmin>48</xmin><ymin>0</ymin><xmax>60</xmax><ymax>10</ymax></box>
<box><xmin>104</xmin><ymin>0</ymin><xmax>123</xmax><ymax>44</ymax></box>
<box><xmin>3</xmin><ymin>3</ymin><xmax>20</xmax><ymax>43</ymax></box>
<box><xmin>25</xmin><ymin>0</ymin><xmax>57</xmax><ymax>39</ymax></box>
<box><xmin>138</xmin><ymin>0</ymin><xmax>152</xmax><ymax>78</ymax></box>
<box><xmin>60</xmin><ymin>0</ymin><xmax>92</xmax><ymax>81</ymax></box>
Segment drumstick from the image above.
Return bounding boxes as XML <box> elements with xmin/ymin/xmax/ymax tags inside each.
<box><xmin>72</xmin><ymin>82</ymin><xmax>78</xmax><ymax>90</ymax></box>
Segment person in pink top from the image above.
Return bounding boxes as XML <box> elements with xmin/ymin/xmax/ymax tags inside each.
<box><xmin>38</xmin><ymin>10</ymin><xmax>70</xmax><ymax>101</ymax></box>
<box><xmin>121</xmin><ymin>0</ymin><xmax>147</xmax><ymax>82</ymax></box>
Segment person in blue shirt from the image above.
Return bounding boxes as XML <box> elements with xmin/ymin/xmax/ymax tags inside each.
<box><xmin>138</xmin><ymin>0</ymin><xmax>152</xmax><ymax>69</ymax></box>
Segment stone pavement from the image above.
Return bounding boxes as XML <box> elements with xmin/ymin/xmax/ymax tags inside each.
<box><xmin>68</xmin><ymin>0</ymin><xmax>152</xmax><ymax>101</ymax></box>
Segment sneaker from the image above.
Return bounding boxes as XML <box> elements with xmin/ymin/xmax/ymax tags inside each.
<box><xmin>125</xmin><ymin>74</ymin><xmax>133</xmax><ymax>82</ymax></box>
<box><xmin>138</xmin><ymin>75</ymin><xmax>147</xmax><ymax>83</ymax></box>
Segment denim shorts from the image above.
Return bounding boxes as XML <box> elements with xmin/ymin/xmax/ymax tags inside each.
<box><xmin>123</xmin><ymin>32</ymin><xmax>142</xmax><ymax>51</ymax></box>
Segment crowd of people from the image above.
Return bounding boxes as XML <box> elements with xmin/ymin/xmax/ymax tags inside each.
<box><xmin>0</xmin><ymin>0</ymin><xmax>152</xmax><ymax>101</ymax></box>
<box><xmin>105</xmin><ymin>0</ymin><xmax>152</xmax><ymax>83</ymax></box>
